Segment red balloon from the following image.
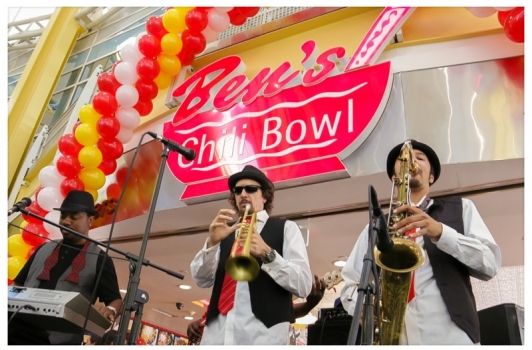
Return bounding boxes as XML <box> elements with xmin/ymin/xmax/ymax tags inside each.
<box><xmin>497</xmin><ymin>10</ymin><xmax>511</xmax><ymax>27</ymax></box>
<box><xmin>136</xmin><ymin>338</ymin><xmax>146</xmax><ymax>345</ymax></box>
<box><xmin>98</xmin><ymin>158</ymin><xmax>118</xmax><ymax>175</ymax></box>
<box><xmin>21</xmin><ymin>202</ymin><xmax>48</xmax><ymax>224</ymax></box>
<box><xmin>137</xmin><ymin>57</ymin><xmax>161</xmax><ymax>81</ymax></box>
<box><xmin>26</xmin><ymin>246</ymin><xmax>37</xmax><ymax>259</ymax></box>
<box><xmin>106</xmin><ymin>183</ymin><xmax>122</xmax><ymax>200</ymax></box>
<box><xmin>237</xmin><ymin>7</ymin><xmax>260</xmax><ymax>18</ymax></box>
<box><xmin>138</xmin><ymin>34</ymin><xmax>162</xmax><ymax>58</ymax></box>
<box><xmin>182</xmin><ymin>29</ymin><xmax>206</xmax><ymax>55</ymax></box>
<box><xmin>135</xmin><ymin>79</ymin><xmax>159</xmax><ymax>100</ymax></box>
<box><xmin>56</xmin><ymin>155</ymin><xmax>82</xmax><ymax>178</ymax></box>
<box><xmin>196</xmin><ymin>7</ymin><xmax>213</xmax><ymax>12</ymax></box>
<box><xmin>97</xmin><ymin>72</ymin><xmax>121</xmax><ymax>94</ymax></box>
<box><xmin>146</xmin><ymin>15</ymin><xmax>168</xmax><ymax>40</ymax></box>
<box><xmin>133</xmin><ymin>99</ymin><xmax>153</xmax><ymax>117</ymax></box>
<box><xmin>504</xmin><ymin>7</ymin><xmax>524</xmax><ymax>43</ymax></box>
<box><xmin>185</xmin><ymin>9</ymin><xmax>209</xmax><ymax>33</ymax></box>
<box><xmin>92</xmin><ymin>91</ymin><xmax>118</xmax><ymax>115</ymax></box>
<box><xmin>72</xmin><ymin>121</ymin><xmax>82</xmax><ymax>134</ymax></box>
<box><xmin>60</xmin><ymin>177</ymin><xmax>85</xmax><ymax>197</ymax></box>
<box><xmin>8</xmin><ymin>279</ymin><xmax>14</xmax><ymax>286</ymax></box>
<box><xmin>58</xmin><ymin>134</ymin><xmax>84</xmax><ymax>157</ymax></box>
<box><xmin>22</xmin><ymin>222</ymin><xmax>50</xmax><ymax>247</ymax></box>
<box><xmin>227</xmin><ymin>8</ymin><xmax>247</xmax><ymax>26</ymax></box>
<box><xmin>177</xmin><ymin>48</ymin><xmax>195</xmax><ymax>66</ymax></box>
<box><xmin>115</xmin><ymin>167</ymin><xmax>129</xmax><ymax>188</ymax></box>
<box><xmin>96</xmin><ymin>115</ymin><xmax>121</xmax><ymax>140</ymax></box>
<box><xmin>97</xmin><ymin>138</ymin><xmax>124</xmax><ymax>161</ymax></box>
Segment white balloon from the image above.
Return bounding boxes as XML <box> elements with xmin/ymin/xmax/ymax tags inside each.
<box><xmin>216</xmin><ymin>7</ymin><xmax>233</xmax><ymax>12</ymax></box>
<box><xmin>121</xmin><ymin>42</ymin><xmax>144</xmax><ymax>65</ymax></box>
<box><xmin>494</xmin><ymin>7</ymin><xmax>516</xmax><ymax>12</ymax></box>
<box><xmin>43</xmin><ymin>211</ymin><xmax>62</xmax><ymax>240</ymax></box>
<box><xmin>115</xmin><ymin>85</ymin><xmax>139</xmax><ymax>108</ymax></box>
<box><xmin>38</xmin><ymin>165</ymin><xmax>65</xmax><ymax>188</ymax></box>
<box><xmin>466</xmin><ymin>7</ymin><xmax>497</xmax><ymax>18</ymax></box>
<box><xmin>114</xmin><ymin>62</ymin><xmax>138</xmax><ymax>85</ymax></box>
<box><xmin>116</xmin><ymin>107</ymin><xmax>141</xmax><ymax>129</ymax></box>
<box><xmin>37</xmin><ymin>187</ymin><xmax>65</xmax><ymax>212</ymax></box>
<box><xmin>208</xmin><ymin>9</ymin><xmax>230</xmax><ymax>33</ymax></box>
<box><xmin>202</xmin><ymin>25</ymin><xmax>220</xmax><ymax>43</ymax></box>
<box><xmin>116</xmin><ymin>126</ymin><xmax>133</xmax><ymax>144</ymax></box>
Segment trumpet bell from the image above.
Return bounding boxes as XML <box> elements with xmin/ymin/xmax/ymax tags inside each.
<box><xmin>225</xmin><ymin>256</ymin><xmax>260</xmax><ymax>281</ymax></box>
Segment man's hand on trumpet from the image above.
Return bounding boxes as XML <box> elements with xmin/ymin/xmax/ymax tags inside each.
<box><xmin>207</xmin><ymin>209</ymin><xmax>241</xmax><ymax>248</ymax></box>
<box><xmin>237</xmin><ymin>225</ymin><xmax>271</xmax><ymax>260</ymax></box>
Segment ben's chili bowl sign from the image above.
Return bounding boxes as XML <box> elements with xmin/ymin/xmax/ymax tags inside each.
<box><xmin>163</xmin><ymin>40</ymin><xmax>393</xmax><ymax>202</ymax></box>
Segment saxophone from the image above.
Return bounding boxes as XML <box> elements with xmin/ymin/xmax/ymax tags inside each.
<box><xmin>373</xmin><ymin>140</ymin><xmax>426</xmax><ymax>345</ymax></box>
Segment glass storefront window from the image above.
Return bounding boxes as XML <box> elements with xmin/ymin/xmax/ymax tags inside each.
<box><xmin>56</xmin><ymin>68</ymin><xmax>81</xmax><ymax>92</ymax></box>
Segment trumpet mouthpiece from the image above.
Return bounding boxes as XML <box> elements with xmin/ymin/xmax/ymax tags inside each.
<box><xmin>245</xmin><ymin>204</ymin><xmax>251</xmax><ymax>211</ymax></box>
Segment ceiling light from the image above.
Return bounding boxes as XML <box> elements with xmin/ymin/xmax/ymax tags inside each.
<box><xmin>152</xmin><ymin>308</ymin><xmax>177</xmax><ymax>318</ymax></box>
<box><xmin>334</xmin><ymin>260</ymin><xmax>346</xmax><ymax>267</ymax></box>
<box><xmin>179</xmin><ymin>285</ymin><xmax>191</xmax><ymax>290</ymax></box>
<box><xmin>184</xmin><ymin>316</ymin><xmax>193</xmax><ymax>320</ymax></box>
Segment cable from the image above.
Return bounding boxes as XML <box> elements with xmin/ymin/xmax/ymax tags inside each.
<box><xmin>8</xmin><ymin>304</ymin><xmax>36</xmax><ymax>326</ymax></box>
<box><xmin>80</xmin><ymin>132</ymin><xmax>152</xmax><ymax>341</ymax></box>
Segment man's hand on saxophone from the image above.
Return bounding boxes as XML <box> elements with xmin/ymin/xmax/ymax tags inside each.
<box><xmin>392</xmin><ymin>205</ymin><xmax>444</xmax><ymax>241</ymax></box>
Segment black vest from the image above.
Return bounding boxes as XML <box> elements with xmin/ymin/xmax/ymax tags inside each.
<box><xmin>206</xmin><ymin>218</ymin><xmax>295</xmax><ymax>328</ymax></box>
<box><xmin>424</xmin><ymin>196</ymin><xmax>480</xmax><ymax>343</ymax></box>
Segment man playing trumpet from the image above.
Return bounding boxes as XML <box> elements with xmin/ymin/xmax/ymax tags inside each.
<box><xmin>190</xmin><ymin>165</ymin><xmax>312</xmax><ymax>345</ymax></box>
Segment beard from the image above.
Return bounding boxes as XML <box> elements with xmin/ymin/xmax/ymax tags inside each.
<box><xmin>409</xmin><ymin>178</ymin><xmax>422</xmax><ymax>189</ymax></box>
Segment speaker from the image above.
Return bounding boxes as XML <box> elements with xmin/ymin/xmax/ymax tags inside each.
<box><xmin>307</xmin><ymin>319</ymin><xmax>360</xmax><ymax>345</ymax></box>
<box><xmin>478</xmin><ymin>303</ymin><xmax>524</xmax><ymax>345</ymax></box>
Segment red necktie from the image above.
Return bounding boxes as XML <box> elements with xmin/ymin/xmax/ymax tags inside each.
<box><xmin>218</xmin><ymin>243</ymin><xmax>242</xmax><ymax>315</ymax></box>
<box><xmin>218</xmin><ymin>217</ymin><xmax>250</xmax><ymax>315</ymax></box>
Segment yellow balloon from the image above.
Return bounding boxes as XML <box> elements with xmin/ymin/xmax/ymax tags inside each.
<box><xmin>75</xmin><ymin>123</ymin><xmax>100</xmax><ymax>146</ymax></box>
<box><xmin>160</xmin><ymin>33</ymin><xmax>183</xmax><ymax>56</ymax></box>
<box><xmin>8</xmin><ymin>256</ymin><xmax>28</xmax><ymax>280</ymax></box>
<box><xmin>79</xmin><ymin>168</ymin><xmax>106</xmax><ymax>190</ymax></box>
<box><xmin>174</xmin><ymin>7</ymin><xmax>193</xmax><ymax>18</ymax></box>
<box><xmin>8</xmin><ymin>234</ymin><xmax>33</xmax><ymax>258</ymax></box>
<box><xmin>85</xmin><ymin>188</ymin><xmax>99</xmax><ymax>203</ymax></box>
<box><xmin>158</xmin><ymin>53</ymin><xmax>182</xmax><ymax>77</ymax></box>
<box><xmin>78</xmin><ymin>104</ymin><xmax>102</xmax><ymax>125</ymax></box>
<box><xmin>162</xmin><ymin>8</ymin><xmax>186</xmax><ymax>34</ymax></box>
<box><xmin>78</xmin><ymin>146</ymin><xmax>103</xmax><ymax>169</ymax></box>
<box><xmin>19</xmin><ymin>221</ymin><xmax>28</xmax><ymax>235</ymax></box>
<box><xmin>154</xmin><ymin>72</ymin><xmax>172</xmax><ymax>90</ymax></box>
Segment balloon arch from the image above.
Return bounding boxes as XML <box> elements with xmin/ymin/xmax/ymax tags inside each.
<box><xmin>8</xmin><ymin>6</ymin><xmax>524</xmax><ymax>283</ymax></box>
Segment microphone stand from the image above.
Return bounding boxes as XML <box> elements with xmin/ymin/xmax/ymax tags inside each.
<box><xmin>115</xmin><ymin>144</ymin><xmax>182</xmax><ymax>346</ymax></box>
<box><xmin>17</xmin><ymin>207</ymin><xmax>184</xmax><ymax>341</ymax></box>
<box><xmin>347</xmin><ymin>186</ymin><xmax>382</xmax><ymax>345</ymax></box>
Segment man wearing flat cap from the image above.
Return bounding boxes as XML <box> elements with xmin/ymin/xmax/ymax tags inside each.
<box><xmin>10</xmin><ymin>190</ymin><xmax>122</xmax><ymax>345</ymax></box>
<box><xmin>340</xmin><ymin>140</ymin><xmax>501</xmax><ymax>345</ymax></box>
<box><xmin>191</xmin><ymin>165</ymin><xmax>312</xmax><ymax>345</ymax></box>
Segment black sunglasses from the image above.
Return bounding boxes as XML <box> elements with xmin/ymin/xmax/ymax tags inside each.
<box><xmin>232</xmin><ymin>185</ymin><xmax>261</xmax><ymax>195</ymax></box>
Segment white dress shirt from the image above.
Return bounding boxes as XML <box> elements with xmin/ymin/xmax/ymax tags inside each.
<box><xmin>340</xmin><ymin>197</ymin><xmax>501</xmax><ymax>345</ymax></box>
<box><xmin>190</xmin><ymin>210</ymin><xmax>312</xmax><ymax>345</ymax></box>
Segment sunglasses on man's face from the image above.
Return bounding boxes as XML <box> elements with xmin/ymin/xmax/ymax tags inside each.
<box><xmin>232</xmin><ymin>185</ymin><xmax>261</xmax><ymax>195</ymax></box>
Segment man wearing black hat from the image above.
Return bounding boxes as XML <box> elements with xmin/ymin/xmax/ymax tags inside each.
<box><xmin>340</xmin><ymin>140</ymin><xmax>501</xmax><ymax>345</ymax></box>
<box><xmin>190</xmin><ymin>165</ymin><xmax>312</xmax><ymax>345</ymax></box>
<box><xmin>9</xmin><ymin>190</ymin><xmax>122</xmax><ymax>345</ymax></box>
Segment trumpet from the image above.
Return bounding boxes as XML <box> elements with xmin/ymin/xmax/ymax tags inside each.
<box><xmin>225</xmin><ymin>204</ymin><xmax>260</xmax><ymax>281</ymax></box>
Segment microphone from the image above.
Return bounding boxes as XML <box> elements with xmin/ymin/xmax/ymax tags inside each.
<box><xmin>369</xmin><ymin>185</ymin><xmax>394</xmax><ymax>253</ymax></box>
<box><xmin>147</xmin><ymin>131</ymin><xmax>196</xmax><ymax>161</ymax></box>
<box><xmin>8</xmin><ymin>197</ymin><xmax>32</xmax><ymax>216</ymax></box>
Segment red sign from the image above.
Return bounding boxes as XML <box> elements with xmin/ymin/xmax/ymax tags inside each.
<box><xmin>164</xmin><ymin>38</ymin><xmax>394</xmax><ymax>201</ymax></box>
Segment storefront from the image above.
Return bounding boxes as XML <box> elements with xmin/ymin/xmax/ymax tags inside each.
<box><xmin>8</xmin><ymin>7</ymin><xmax>524</xmax><ymax>342</ymax></box>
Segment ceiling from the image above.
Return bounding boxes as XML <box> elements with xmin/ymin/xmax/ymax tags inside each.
<box><xmin>96</xmin><ymin>158</ymin><xmax>523</xmax><ymax>337</ymax></box>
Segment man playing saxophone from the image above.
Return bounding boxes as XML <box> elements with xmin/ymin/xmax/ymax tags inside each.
<box><xmin>190</xmin><ymin>165</ymin><xmax>312</xmax><ymax>345</ymax></box>
<box><xmin>340</xmin><ymin>140</ymin><xmax>501</xmax><ymax>345</ymax></box>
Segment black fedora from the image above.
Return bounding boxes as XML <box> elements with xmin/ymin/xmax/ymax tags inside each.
<box><xmin>54</xmin><ymin>190</ymin><xmax>99</xmax><ymax>216</ymax></box>
<box><xmin>228</xmin><ymin>165</ymin><xmax>274</xmax><ymax>192</ymax></box>
<box><xmin>386</xmin><ymin>140</ymin><xmax>441</xmax><ymax>185</ymax></box>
